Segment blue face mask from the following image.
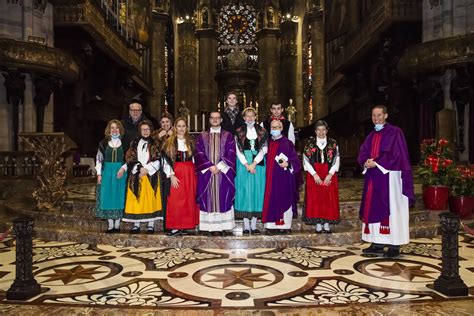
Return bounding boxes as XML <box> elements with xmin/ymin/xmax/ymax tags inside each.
<box><xmin>374</xmin><ymin>124</ymin><xmax>385</xmax><ymax>132</ymax></box>
<box><xmin>246</xmin><ymin>121</ymin><xmax>255</xmax><ymax>126</ymax></box>
<box><xmin>111</xmin><ymin>134</ymin><xmax>120</xmax><ymax>139</ymax></box>
<box><xmin>270</xmin><ymin>130</ymin><xmax>281</xmax><ymax>137</ymax></box>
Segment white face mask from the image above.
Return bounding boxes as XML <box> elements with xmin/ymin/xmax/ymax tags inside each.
<box><xmin>246</xmin><ymin>121</ymin><xmax>255</xmax><ymax>126</ymax></box>
<box><xmin>374</xmin><ymin>124</ymin><xmax>385</xmax><ymax>131</ymax></box>
<box><xmin>111</xmin><ymin>134</ymin><xmax>120</xmax><ymax>139</ymax></box>
<box><xmin>270</xmin><ymin>130</ymin><xmax>281</xmax><ymax>137</ymax></box>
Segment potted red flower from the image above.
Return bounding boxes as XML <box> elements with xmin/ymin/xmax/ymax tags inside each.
<box><xmin>418</xmin><ymin>138</ymin><xmax>454</xmax><ymax>210</ymax></box>
<box><xmin>448</xmin><ymin>165</ymin><xmax>474</xmax><ymax>219</ymax></box>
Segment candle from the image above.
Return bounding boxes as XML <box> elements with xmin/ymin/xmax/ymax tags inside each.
<box><xmin>202</xmin><ymin>113</ymin><xmax>205</xmax><ymax>131</ymax></box>
<box><xmin>194</xmin><ymin>114</ymin><xmax>198</xmax><ymax>132</ymax></box>
<box><xmin>187</xmin><ymin>114</ymin><xmax>190</xmax><ymax>128</ymax></box>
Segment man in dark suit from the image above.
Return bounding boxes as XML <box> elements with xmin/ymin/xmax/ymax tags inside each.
<box><xmin>221</xmin><ymin>91</ymin><xmax>245</xmax><ymax>135</ymax></box>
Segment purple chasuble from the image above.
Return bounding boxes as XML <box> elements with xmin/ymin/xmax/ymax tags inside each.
<box><xmin>358</xmin><ymin>123</ymin><xmax>415</xmax><ymax>226</ymax></box>
<box><xmin>195</xmin><ymin>130</ymin><xmax>236</xmax><ymax>213</ymax></box>
<box><xmin>262</xmin><ymin>136</ymin><xmax>302</xmax><ymax>223</ymax></box>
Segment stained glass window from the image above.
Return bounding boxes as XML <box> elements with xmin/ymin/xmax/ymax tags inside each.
<box><xmin>218</xmin><ymin>2</ymin><xmax>258</xmax><ymax>60</ymax></box>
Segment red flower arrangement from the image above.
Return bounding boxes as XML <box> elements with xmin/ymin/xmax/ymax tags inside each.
<box><xmin>449</xmin><ymin>165</ymin><xmax>474</xmax><ymax>196</ymax></box>
<box><xmin>418</xmin><ymin>138</ymin><xmax>454</xmax><ymax>186</ymax></box>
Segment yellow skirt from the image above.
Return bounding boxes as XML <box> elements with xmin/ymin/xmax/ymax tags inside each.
<box><xmin>123</xmin><ymin>176</ymin><xmax>162</xmax><ymax>222</ymax></box>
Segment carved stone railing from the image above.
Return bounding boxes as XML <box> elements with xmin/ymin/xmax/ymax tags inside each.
<box><xmin>51</xmin><ymin>0</ymin><xmax>141</xmax><ymax>73</ymax></box>
<box><xmin>335</xmin><ymin>0</ymin><xmax>421</xmax><ymax>71</ymax></box>
<box><xmin>398</xmin><ymin>33</ymin><xmax>474</xmax><ymax>78</ymax></box>
<box><xmin>0</xmin><ymin>151</ymin><xmax>39</xmax><ymax>178</ymax></box>
<box><xmin>0</xmin><ymin>38</ymin><xmax>79</xmax><ymax>82</ymax></box>
<box><xmin>19</xmin><ymin>133</ymin><xmax>77</xmax><ymax>211</ymax></box>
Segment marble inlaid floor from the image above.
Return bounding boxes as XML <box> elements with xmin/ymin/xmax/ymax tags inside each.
<box><xmin>0</xmin><ymin>235</ymin><xmax>473</xmax><ymax>314</ymax></box>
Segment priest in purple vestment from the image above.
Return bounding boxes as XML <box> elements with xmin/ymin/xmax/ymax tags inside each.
<box><xmin>195</xmin><ymin>112</ymin><xmax>237</xmax><ymax>236</ymax></box>
<box><xmin>262</xmin><ymin>120</ymin><xmax>302</xmax><ymax>234</ymax></box>
<box><xmin>358</xmin><ymin>105</ymin><xmax>415</xmax><ymax>258</ymax></box>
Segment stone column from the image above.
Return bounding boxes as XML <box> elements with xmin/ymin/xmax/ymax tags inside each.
<box><xmin>3</xmin><ymin>71</ymin><xmax>26</xmax><ymax>151</ymax></box>
<box><xmin>280</xmin><ymin>20</ymin><xmax>298</xmax><ymax>123</ymax></box>
<box><xmin>307</xmin><ymin>8</ymin><xmax>326</xmax><ymax>120</ymax></box>
<box><xmin>176</xmin><ymin>21</ymin><xmax>198</xmax><ymax>117</ymax></box>
<box><xmin>149</xmin><ymin>11</ymin><xmax>170</xmax><ymax>119</ymax></box>
<box><xmin>33</xmin><ymin>75</ymin><xmax>54</xmax><ymax>132</ymax></box>
<box><xmin>257</xmin><ymin>28</ymin><xmax>280</xmax><ymax>119</ymax></box>
<box><xmin>196</xmin><ymin>28</ymin><xmax>218</xmax><ymax>113</ymax></box>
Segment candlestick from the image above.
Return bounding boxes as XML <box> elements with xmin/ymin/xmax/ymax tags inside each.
<box><xmin>194</xmin><ymin>114</ymin><xmax>198</xmax><ymax>132</ymax></box>
<box><xmin>202</xmin><ymin>113</ymin><xmax>205</xmax><ymax>131</ymax></box>
<box><xmin>187</xmin><ymin>114</ymin><xmax>190</xmax><ymax>128</ymax></box>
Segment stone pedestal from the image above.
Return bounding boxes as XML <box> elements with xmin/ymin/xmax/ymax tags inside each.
<box><xmin>433</xmin><ymin>212</ymin><xmax>468</xmax><ymax>296</ymax></box>
<box><xmin>6</xmin><ymin>217</ymin><xmax>41</xmax><ymax>300</ymax></box>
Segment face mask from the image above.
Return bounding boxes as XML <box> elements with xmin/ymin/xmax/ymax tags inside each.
<box><xmin>111</xmin><ymin>134</ymin><xmax>120</xmax><ymax>139</ymax></box>
<box><xmin>246</xmin><ymin>121</ymin><xmax>255</xmax><ymax>126</ymax></box>
<box><xmin>374</xmin><ymin>124</ymin><xmax>385</xmax><ymax>132</ymax></box>
<box><xmin>270</xmin><ymin>130</ymin><xmax>281</xmax><ymax>137</ymax></box>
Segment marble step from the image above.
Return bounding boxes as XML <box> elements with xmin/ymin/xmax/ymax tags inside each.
<box><xmin>3</xmin><ymin>198</ymin><xmax>431</xmax><ymax>234</ymax></box>
<box><xmin>0</xmin><ymin>214</ymin><xmax>441</xmax><ymax>249</ymax></box>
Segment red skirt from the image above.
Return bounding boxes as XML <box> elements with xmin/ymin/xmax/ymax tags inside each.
<box><xmin>166</xmin><ymin>161</ymin><xmax>199</xmax><ymax>229</ymax></box>
<box><xmin>304</xmin><ymin>163</ymin><xmax>340</xmax><ymax>223</ymax></box>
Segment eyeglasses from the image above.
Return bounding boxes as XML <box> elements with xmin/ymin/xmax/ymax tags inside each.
<box><xmin>141</xmin><ymin>128</ymin><xmax>151</xmax><ymax>131</ymax></box>
<box><xmin>130</xmin><ymin>109</ymin><xmax>142</xmax><ymax>112</ymax></box>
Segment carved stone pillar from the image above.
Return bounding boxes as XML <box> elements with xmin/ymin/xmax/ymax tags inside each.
<box><xmin>2</xmin><ymin>71</ymin><xmax>26</xmax><ymax>151</ymax></box>
<box><xmin>19</xmin><ymin>132</ymin><xmax>76</xmax><ymax>211</ymax></box>
<box><xmin>280</xmin><ymin>20</ymin><xmax>298</xmax><ymax>125</ymax></box>
<box><xmin>196</xmin><ymin>28</ymin><xmax>218</xmax><ymax>113</ymax></box>
<box><xmin>33</xmin><ymin>75</ymin><xmax>54</xmax><ymax>133</ymax></box>
<box><xmin>434</xmin><ymin>212</ymin><xmax>468</xmax><ymax>296</ymax></box>
<box><xmin>307</xmin><ymin>9</ymin><xmax>326</xmax><ymax>120</ymax></box>
<box><xmin>257</xmin><ymin>28</ymin><xmax>280</xmax><ymax>119</ymax></box>
<box><xmin>176</xmin><ymin>21</ymin><xmax>198</xmax><ymax>117</ymax></box>
<box><xmin>149</xmin><ymin>11</ymin><xmax>170</xmax><ymax>119</ymax></box>
<box><xmin>6</xmin><ymin>217</ymin><xmax>41</xmax><ymax>300</ymax></box>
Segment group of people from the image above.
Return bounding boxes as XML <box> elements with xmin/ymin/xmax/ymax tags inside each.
<box><xmin>95</xmin><ymin>93</ymin><xmax>414</xmax><ymax>258</ymax></box>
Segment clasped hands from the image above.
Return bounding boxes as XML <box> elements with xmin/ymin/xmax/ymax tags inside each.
<box><xmin>364</xmin><ymin>158</ymin><xmax>376</xmax><ymax>169</ymax></box>
<box><xmin>313</xmin><ymin>173</ymin><xmax>332</xmax><ymax>186</ymax></box>
<box><xmin>245</xmin><ymin>162</ymin><xmax>257</xmax><ymax>174</ymax></box>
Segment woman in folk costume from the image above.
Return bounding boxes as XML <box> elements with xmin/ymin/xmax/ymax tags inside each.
<box><xmin>95</xmin><ymin>119</ymin><xmax>127</xmax><ymax>233</ymax></box>
<box><xmin>162</xmin><ymin>117</ymin><xmax>200</xmax><ymax>236</ymax></box>
<box><xmin>152</xmin><ymin>113</ymin><xmax>174</xmax><ymax>231</ymax></box>
<box><xmin>119</xmin><ymin>120</ymin><xmax>168</xmax><ymax>234</ymax></box>
<box><xmin>303</xmin><ymin>120</ymin><xmax>340</xmax><ymax>233</ymax></box>
<box><xmin>234</xmin><ymin>107</ymin><xmax>268</xmax><ymax>235</ymax></box>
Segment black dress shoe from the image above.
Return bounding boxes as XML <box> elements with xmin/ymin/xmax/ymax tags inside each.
<box><xmin>167</xmin><ymin>230</ymin><xmax>181</xmax><ymax>236</ymax></box>
<box><xmin>315</xmin><ymin>229</ymin><xmax>323</xmax><ymax>234</ymax></box>
<box><xmin>106</xmin><ymin>228</ymin><xmax>115</xmax><ymax>234</ymax></box>
<box><xmin>362</xmin><ymin>243</ymin><xmax>385</xmax><ymax>254</ymax></box>
<box><xmin>113</xmin><ymin>228</ymin><xmax>121</xmax><ymax>233</ymax></box>
<box><xmin>251</xmin><ymin>229</ymin><xmax>261</xmax><ymax>235</ymax></box>
<box><xmin>243</xmin><ymin>229</ymin><xmax>250</xmax><ymax>235</ymax></box>
<box><xmin>323</xmin><ymin>229</ymin><xmax>332</xmax><ymax>234</ymax></box>
<box><xmin>383</xmin><ymin>247</ymin><xmax>400</xmax><ymax>258</ymax></box>
<box><xmin>129</xmin><ymin>226</ymin><xmax>140</xmax><ymax>234</ymax></box>
<box><xmin>147</xmin><ymin>227</ymin><xmax>155</xmax><ymax>234</ymax></box>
